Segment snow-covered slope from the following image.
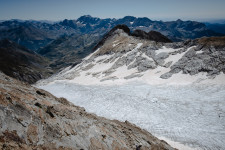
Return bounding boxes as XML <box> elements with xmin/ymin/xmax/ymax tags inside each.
<box><xmin>37</xmin><ymin>28</ymin><xmax>225</xmax><ymax>86</ymax></box>
<box><xmin>36</xmin><ymin>28</ymin><xmax>225</xmax><ymax>150</ymax></box>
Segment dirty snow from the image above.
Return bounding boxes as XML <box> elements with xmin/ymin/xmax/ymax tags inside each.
<box><xmin>164</xmin><ymin>51</ymin><xmax>187</xmax><ymax>65</ymax></box>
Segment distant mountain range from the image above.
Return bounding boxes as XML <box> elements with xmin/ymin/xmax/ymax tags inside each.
<box><xmin>38</xmin><ymin>33</ymin><xmax>101</xmax><ymax>70</ymax></box>
<box><xmin>1</xmin><ymin>15</ymin><xmax>225</xmax><ymax>82</ymax></box>
<box><xmin>0</xmin><ymin>15</ymin><xmax>224</xmax><ymax>51</ymax></box>
<box><xmin>205</xmin><ymin>23</ymin><xmax>225</xmax><ymax>35</ymax></box>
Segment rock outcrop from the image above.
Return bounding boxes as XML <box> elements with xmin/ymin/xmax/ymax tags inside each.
<box><xmin>0</xmin><ymin>72</ymin><xmax>175</xmax><ymax>150</ymax></box>
<box><xmin>132</xmin><ymin>30</ymin><xmax>172</xmax><ymax>43</ymax></box>
<box><xmin>160</xmin><ymin>38</ymin><xmax>225</xmax><ymax>79</ymax></box>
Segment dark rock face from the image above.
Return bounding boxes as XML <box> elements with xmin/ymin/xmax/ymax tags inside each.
<box><xmin>0</xmin><ymin>72</ymin><xmax>175</xmax><ymax>150</ymax></box>
<box><xmin>0</xmin><ymin>39</ymin><xmax>52</xmax><ymax>83</ymax></box>
<box><xmin>132</xmin><ymin>29</ymin><xmax>149</xmax><ymax>40</ymax></box>
<box><xmin>132</xmin><ymin>29</ymin><xmax>172</xmax><ymax>43</ymax></box>
<box><xmin>94</xmin><ymin>25</ymin><xmax>172</xmax><ymax>52</ymax></box>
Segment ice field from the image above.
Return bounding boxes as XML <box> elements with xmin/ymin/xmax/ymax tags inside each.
<box><xmin>39</xmin><ymin>82</ymin><xmax>225</xmax><ymax>150</ymax></box>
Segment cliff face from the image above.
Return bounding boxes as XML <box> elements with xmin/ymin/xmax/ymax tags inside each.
<box><xmin>0</xmin><ymin>72</ymin><xmax>174</xmax><ymax>150</ymax></box>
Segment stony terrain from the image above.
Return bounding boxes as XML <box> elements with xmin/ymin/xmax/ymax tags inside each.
<box><xmin>0</xmin><ymin>72</ymin><xmax>175</xmax><ymax>150</ymax></box>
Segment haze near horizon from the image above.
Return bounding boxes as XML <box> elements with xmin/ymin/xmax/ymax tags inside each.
<box><xmin>0</xmin><ymin>0</ymin><xmax>225</xmax><ymax>22</ymax></box>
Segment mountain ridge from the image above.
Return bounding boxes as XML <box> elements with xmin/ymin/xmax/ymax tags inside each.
<box><xmin>36</xmin><ymin>25</ymin><xmax>225</xmax><ymax>150</ymax></box>
<box><xmin>0</xmin><ymin>15</ymin><xmax>223</xmax><ymax>51</ymax></box>
<box><xmin>37</xmin><ymin>26</ymin><xmax>225</xmax><ymax>85</ymax></box>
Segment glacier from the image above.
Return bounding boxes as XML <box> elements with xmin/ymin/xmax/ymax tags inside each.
<box><xmin>39</xmin><ymin>81</ymin><xmax>225</xmax><ymax>150</ymax></box>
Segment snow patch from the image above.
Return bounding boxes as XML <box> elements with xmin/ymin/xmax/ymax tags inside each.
<box><xmin>112</xmin><ymin>43</ymin><xmax>120</xmax><ymax>47</ymax></box>
<box><xmin>155</xmin><ymin>46</ymin><xmax>183</xmax><ymax>55</ymax></box>
<box><xmin>84</xmin><ymin>48</ymin><xmax>101</xmax><ymax>60</ymax></box>
<box><xmin>135</xmin><ymin>43</ymin><xmax>143</xmax><ymax>50</ymax></box>
<box><xmin>164</xmin><ymin>51</ymin><xmax>187</xmax><ymax>65</ymax></box>
<box><xmin>196</xmin><ymin>50</ymin><xmax>204</xmax><ymax>54</ymax></box>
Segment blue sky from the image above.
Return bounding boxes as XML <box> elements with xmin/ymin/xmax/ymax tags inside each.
<box><xmin>0</xmin><ymin>0</ymin><xmax>225</xmax><ymax>21</ymax></box>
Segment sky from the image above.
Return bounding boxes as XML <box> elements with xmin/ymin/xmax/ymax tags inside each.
<box><xmin>0</xmin><ymin>0</ymin><xmax>225</xmax><ymax>21</ymax></box>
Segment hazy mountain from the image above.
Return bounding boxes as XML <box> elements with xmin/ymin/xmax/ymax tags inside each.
<box><xmin>38</xmin><ymin>33</ymin><xmax>101</xmax><ymax>70</ymax></box>
<box><xmin>0</xmin><ymin>20</ymin><xmax>77</xmax><ymax>51</ymax></box>
<box><xmin>0</xmin><ymin>39</ymin><xmax>53</xmax><ymax>83</ymax></box>
<box><xmin>58</xmin><ymin>15</ymin><xmax>223</xmax><ymax>41</ymax></box>
<box><xmin>0</xmin><ymin>15</ymin><xmax>223</xmax><ymax>51</ymax></box>
<box><xmin>205</xmin><ymin>23</ymin><xmax>225</xmax><ymax>34</ymax></box>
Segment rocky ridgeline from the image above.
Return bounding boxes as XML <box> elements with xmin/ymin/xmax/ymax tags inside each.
<box><xmin>44</xmin><ymin>26</ymin><xmax>225</xmax><ymax>84</ymax></box>
<box><xmin>0</xmin><ymin>72</ymin><xmax>175</xmax><ymax>150</ymax></box>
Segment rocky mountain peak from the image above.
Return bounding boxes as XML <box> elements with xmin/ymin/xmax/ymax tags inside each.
<box><xmin>94</xmin><ymin>25</ymin><xmax>172</xmax><ymax>51</ymax></box>
<box><xmin>60</xmin><ymin>19</ymin><xmax>77</xmax><ymax>28</ymax></box>
<box><xmin>121</xmin><ymin>16</ymin><xmax>136</xmax><ymax>21</ymax></box>
<box><xmin>93</xmin><ymin>24</ymin><xmax>131</xmax><ymax>50</ymax></box>
<box><xmin>77</xmin><ymin>15</ymin><xmax>100</xmax><ymax>24</ymax></box>
<box><xmin>40</xmin><ymin>33</ymin><xmax>225</xmax><ymax>86</ymax></box>
<box><xmin>176</xmin><ymin>19</ymin><xmax>183</xmax><ymax>22</ymax></box>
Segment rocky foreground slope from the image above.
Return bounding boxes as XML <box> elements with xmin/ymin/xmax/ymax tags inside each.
<box><xmin>0</xmin><ymin>72</ymin><xmax>175</xmax><ymax>150</ymax></box>
<box><xmin>39</xmin><ymin>25</ymin><xmax>225</xmax><ymax>85</ymax></box>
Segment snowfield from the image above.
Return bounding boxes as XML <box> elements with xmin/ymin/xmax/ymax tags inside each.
<box><xmin>36</xmin><ymin>30</ymin><xmax>225</xmax><ymax>149</ymax></box>
<box><xmin>38</xmin><ymin>81</ymin><xmax>225</xmax><ymax>150</ymax></box>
